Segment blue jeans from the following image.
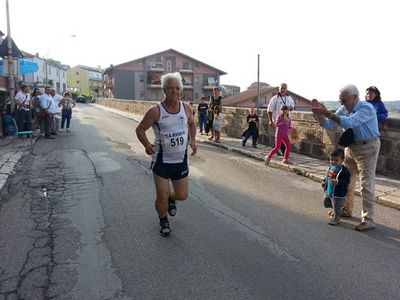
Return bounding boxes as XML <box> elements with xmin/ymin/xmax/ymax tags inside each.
<box><xmin>199</xmin><ymin>113</ymin><xmax>207</xmax><ymax>133</ymax></box>
<box><xmin>61</xmin><ymin>108</ymin><xmax>72</xmax><ymax>129</ymax></box>
<box><xmin>328</xmin><ymin>195</ymin><xmax>345</xmax><ymax>218</ymax></box>
<box><xmin>242</xmin><ymin>128</ymin><xmax>258</xmax><ymax>146</ymax></box>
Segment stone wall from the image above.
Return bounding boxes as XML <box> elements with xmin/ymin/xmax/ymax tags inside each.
<box><xmin>97</xmin><ymin>98</ymin><xmax>400</xmax><ymax>177</ymax></box>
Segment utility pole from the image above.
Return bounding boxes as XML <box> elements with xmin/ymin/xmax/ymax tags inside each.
<box><xmin>256</xmin><ymin>54</ymin><xmax>260</xmax><ymax>118</ymax></box>
<box><xmin>6</xmin><ymin>0</ymin><xmax>15</xmax><ymax>112</ymax></box>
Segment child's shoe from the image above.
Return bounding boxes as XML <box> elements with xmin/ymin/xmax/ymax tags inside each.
<box><xmin>264</xmin><ymin>156</ymin><xmax>271</xmax><ymax>166</ymax></box>
<box><xmin>282</xmin><ymin>159</ymin><xmax>293</xmax><ymax>165</ymax></box>
<box><xmin>328</xmin><ymin>216</ymin><xmax>340</xmax><ymax>226</ymax></box>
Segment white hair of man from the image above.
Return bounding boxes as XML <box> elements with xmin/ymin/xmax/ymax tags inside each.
<box><xmin>161</xmin><ymin>72</ymin><xmax>183</xmax><ymax>92</ymax></box>
<box><xmin>340</xmin><ymin>84</ymin><xmax>359</xmax><ymax>98</ymax></box>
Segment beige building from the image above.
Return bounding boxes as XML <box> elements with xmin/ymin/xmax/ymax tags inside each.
<box><xmin>67</xmin><ymin>65</ymin><xmax>104</xmax><ymax>96</ymax></box>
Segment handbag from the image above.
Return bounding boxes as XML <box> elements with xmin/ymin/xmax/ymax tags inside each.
<box><xmin>38</xmin><ymin>101</ymin><xmax>52</xmax><ymax>117</ymax></box>
<box><xmin>338</xmin><ymin>128</ymin><xmax>354</xmax><ymax>147</ymax></box>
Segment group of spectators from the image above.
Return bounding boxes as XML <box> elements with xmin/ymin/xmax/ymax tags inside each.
<box><xmin>14</xmin><ymin>85</ymin><xmax>76</xmax><ymax>139</ymax></box>
<box><xmin>193</xmin><ymin>83</ymin><xmax>389</xmax><ymax>232</ymax></box>
<box><xmin>195</xmin><ymin>87</ymin><xmax>224</xmax><ymax>143</ymax></box>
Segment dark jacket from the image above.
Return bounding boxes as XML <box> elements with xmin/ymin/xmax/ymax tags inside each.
<box><xmin>323</xmin><ymin>165</ymin><xmax>351</xmax><ymax>197</ymax></box>
<box><xmin>368</xmin><ymin>99</ymin><xmax>388</xmax><ymax>123</ymax></box>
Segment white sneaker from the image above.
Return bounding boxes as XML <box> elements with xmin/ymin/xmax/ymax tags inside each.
<box><xmin>67</xmin><ymin>128</ymin><xmax>70</xmax><ymax>132</ymax></box>
<box><xmin>60</xmin><ymin>129</ymin><xmax>63</xmax><ymax>132</ymax></box>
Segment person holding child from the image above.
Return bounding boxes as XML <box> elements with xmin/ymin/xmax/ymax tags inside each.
<box><xmin>212</xmin><ymin>107</ymin><xmax>224</xmax><ymax>143</ymax></box>
<box><xmin>322</xmin><ymin>148</ymin><xmax>351</xmax><ymax>226</ymax></box>
<box><xmin>264</xmin><ymin>105</ymin><xmax>292</xmax><ymax>165</ymax></box>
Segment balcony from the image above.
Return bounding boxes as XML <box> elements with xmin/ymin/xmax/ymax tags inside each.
<box><xmin>178</xmin><ymin>68</ymin><xmax>193</xmax><ymax>73</ymax></box>
<box><xmin>147</xmin><ymin>84</ymin><xmax>162</xmax><ymax>89</ymax></box>
<box><xmin>147</xmin><ymin>64</ymin><xmax>164</xmax><ymax>72</ymax></box>
<box><xmin>183</xmin><ymin>84</ymin><xmax>193</xmax><ymax>89</ymax></box>
<box><xmin>203</xmin><ymin>85</ymin><xmax>218</xmax><ymax>90</ymax></box>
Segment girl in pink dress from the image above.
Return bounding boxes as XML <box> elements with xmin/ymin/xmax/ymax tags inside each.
<box><xmin>265</xmin><ymin>105</ymin><xmax>292</xmax><ymax>165</ymax></box>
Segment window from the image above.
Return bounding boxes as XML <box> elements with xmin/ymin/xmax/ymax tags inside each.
<box><xmin>182</xmin><ymin>62</ymin><xmax>189</xmax><ymax>70</ymax></box>
<box><xmin>139</xmin><ymin>74</ymin><xmax>144</xmax><ymax>82</ymax></box>
<box><xmin>139</xmin><ymin>91</ymin><xmax>144</xmax><ymax>97</ymax></box>
<box><xmin>63</xmin><ymin>72</ymin><xmax>65</xmax><ymax>78</ymax></box>
<box><xmin>76</xmin><ymin>72</ymin><xmax>79</xmax><ymax>75</ymax></box>
<box><xmin>76</xmin><ymin>80</ymin><xmax>80</xmax><ymax>84</ymax></box>
<box><xmin>56</xmin><ymin>69</ymin><xmax>59</xmax><ymax>76</ymax></box>
<box><xmin>166</xmin><ymin>60</ymin><xmax>172</xmax><ymax>72</ymax></box>
<box><xmin>48</xmin><ymin>67</ymin><xmax>51</xmax><ymax>75</ymax></box>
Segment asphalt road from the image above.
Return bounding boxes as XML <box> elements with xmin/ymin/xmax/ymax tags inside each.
<box><xmin>0</xmin><ymin>103</ymin><xmax>399</xmax><ymax>300</ymax></box>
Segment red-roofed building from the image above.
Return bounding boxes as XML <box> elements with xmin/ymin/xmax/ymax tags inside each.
<box><xmin>103</xmin><ymin>49</ymin><xmax>227</xmax><ymax>102</ymax></box>
<box><xmin>223</xmin><ymin>82</ymin><xmax>311</xmax><ymax>111</ymax></box>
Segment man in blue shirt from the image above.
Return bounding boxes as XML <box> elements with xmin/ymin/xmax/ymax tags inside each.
<box><xmin>311</xmin><ymin>84</ymin><xmax>380</xmax><ymax>231</ymax></box>
<box><xmin>39</xmin><ymin>86</ymin><xmax>55</xmax><ymax>139</ymax></box>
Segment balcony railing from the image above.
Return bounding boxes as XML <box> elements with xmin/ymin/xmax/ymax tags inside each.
<box><xmin>147</xmin><ymin>64</ymin><xmax>164</xmax><ymax>72</ymax></box>
<box><xmin>147</xmin><ymin>84</ymin><xmax>162</xmax><ymax>88</ymax></box>
<box><xmin>203</xmin><ymin>84</ymin><xmax>218</xmax><ymax>90</ymax></box>
<box><xmin>178</xmin><ymin>68</ymin><xmax>193</xmax><ymax>73</ymax></box>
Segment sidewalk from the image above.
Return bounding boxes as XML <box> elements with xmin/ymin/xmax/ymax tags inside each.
<box><xmin>197</xmin><ymin>134</ymin><xmax>400</xmax><ymax>210</ymax></box>
<box><xmin>0</xmin><ymin>135</ymin><xmax>37</xmax><ymax>191</ymax></box>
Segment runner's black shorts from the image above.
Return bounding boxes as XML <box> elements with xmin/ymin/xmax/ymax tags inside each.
<box><xmin>150</xmin><ymin>160</ymin><xmax>189</xmax><ymax>180</ymax></box>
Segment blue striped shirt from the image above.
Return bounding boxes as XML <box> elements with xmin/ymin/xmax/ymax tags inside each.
<box><xmin>323</xmin><ymin>100</ymin><xmax>380</xmax><ymax>141</ymax></box>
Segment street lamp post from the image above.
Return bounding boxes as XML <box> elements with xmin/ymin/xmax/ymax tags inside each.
<box><xmin>6</xmin><ymin>0</ymin><xmax>15</xmax><ymax>112</ymax></box>
<box><xmin>44</xmin><ymin>34</ymin><xmax>77</xmax><ymax>88</ymax></box>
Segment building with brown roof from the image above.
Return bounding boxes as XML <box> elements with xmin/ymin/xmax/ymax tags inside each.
<box><xmin>223</xmin><ymin>82</ymin><xmax>311</xmax><ymax>111</ymax></box>
<box><xmin>103</xmin><ymin>49</ymin><xmax>227</xmax><ymax>102</ymax></box>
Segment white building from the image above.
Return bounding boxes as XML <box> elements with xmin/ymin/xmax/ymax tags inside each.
<box><xmin>22</xmin><ymin>51</ymin><xmax>69</xmax><ymax>93</ymax></box>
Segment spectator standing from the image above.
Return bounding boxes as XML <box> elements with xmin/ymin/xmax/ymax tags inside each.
<box><xmin>212</xmin><ymin>107</ymin><xmax>224</xmax><ymax>143</ymax></box>
<box><xmin>264</xmin><ymin>105</ymin><xmax>292</xmax><ymax>165</ymax></box>
<box><xmin>322</xmin><ymin>149</ymin><xmax>351</xmax><ymax>226</ymax></box>
<box><xmin>267</xmin><ymin>83</ymin><xmax>295</xmax><ymax>155</ymax></box>
<box><xmin>365</xmin><ymin>86</ymin><xmax>388</xmax><ymax>123</ymax></box>
<box><xmin>31</xmin><ymin>88</ymin><xmax>42</xmax><ymax>135</ymax></box>
<box><xmin>311</xmin><ymin>84</ymin><xmax>380</xmax><ymax>231</ymax></box>
<box><xmin>39</xmin><ymin>86</ymin><xmax>55</xmax><ymax>139</ymax></box>
<box><xmin>197</xmin><ymin>96</ymin><xmax>208</xmax><ymax>135</ymax></box>
<box><xmin>242</xmin><ymin>109</ymin><xmax>259</xmax><ymax>148</ymax></box>
<box><xmin>208</xmin><ymin>87</ymin><xmax>222</xmax><ymax>140</ymax></box>
<box><xmin>60</xmin><ymin>92</ymin><xmax>76</xmax><ymax>132</ymax></box>
<box><xmin>50</xmin><ymin>88</ymin><xmax>63</xmax><ymax>134</ymax></box>
<box><xmin>14</xmin><ymin>85</ymin><xmax>32</xmax><ymax>137</ymax></box>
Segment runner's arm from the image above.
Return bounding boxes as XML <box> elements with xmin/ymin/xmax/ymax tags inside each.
<box><xmin>136</xmin><ymin>106</ymin><xmax>159</xmax><ymax>155</ymax></box>
<box><xmin>184</xmin><ymin>103</ymin><xmax>197</xmax><ymax>155</ymax></box>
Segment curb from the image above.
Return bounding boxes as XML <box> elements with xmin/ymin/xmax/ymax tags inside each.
<box><xmin>198</xmin><ymin>138</ymin><xmax>400</xmax><ymax>211</ymax></box>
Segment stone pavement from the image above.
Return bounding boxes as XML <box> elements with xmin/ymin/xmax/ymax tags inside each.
<box><xmin>0</xmin><ymin>135</ymin><xmax>37</xmax><ymax>191</ymax></box>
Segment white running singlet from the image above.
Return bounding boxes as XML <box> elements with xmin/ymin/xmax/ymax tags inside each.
<box><xmin>152</xmin><ymin>101</ymin><xmax>189</xmax><ymax>164</ymax></box>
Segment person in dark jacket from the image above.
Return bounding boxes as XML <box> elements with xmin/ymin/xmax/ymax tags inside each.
<box><xmin>365</xmin><ymin>86</ymin><xmax>388</xmax><ymax>123</ymax></box>
<box><xmin>197</xmin><ymin>96</ymin><xmax>208</xmax><ymax>134</ymax></box>
<box><xmin>322</xmin><ymin>148</ymin><xmax>351</xmax><ymax>226</ymax></box>
<box><xmin>242</xmin><ymin>109</ymin><xmax>259</xmax><ymax>148</ymax></box>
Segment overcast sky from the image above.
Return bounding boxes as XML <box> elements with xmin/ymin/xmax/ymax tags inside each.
<box><xmin>2</xmin><ymin>0</ymin><xmax>399</xmax><ymax>100</ymax></box>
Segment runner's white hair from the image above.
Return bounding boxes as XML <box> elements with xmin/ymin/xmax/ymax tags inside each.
<box><xmin>340</xmin><ymin>84</ymin><xmax>359</xmax><ymax>97</ymax></box>
<box><xmin>161</xmin><ymin>72</ymin><xmax>183</xmax><ymax>91</ymax></box>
